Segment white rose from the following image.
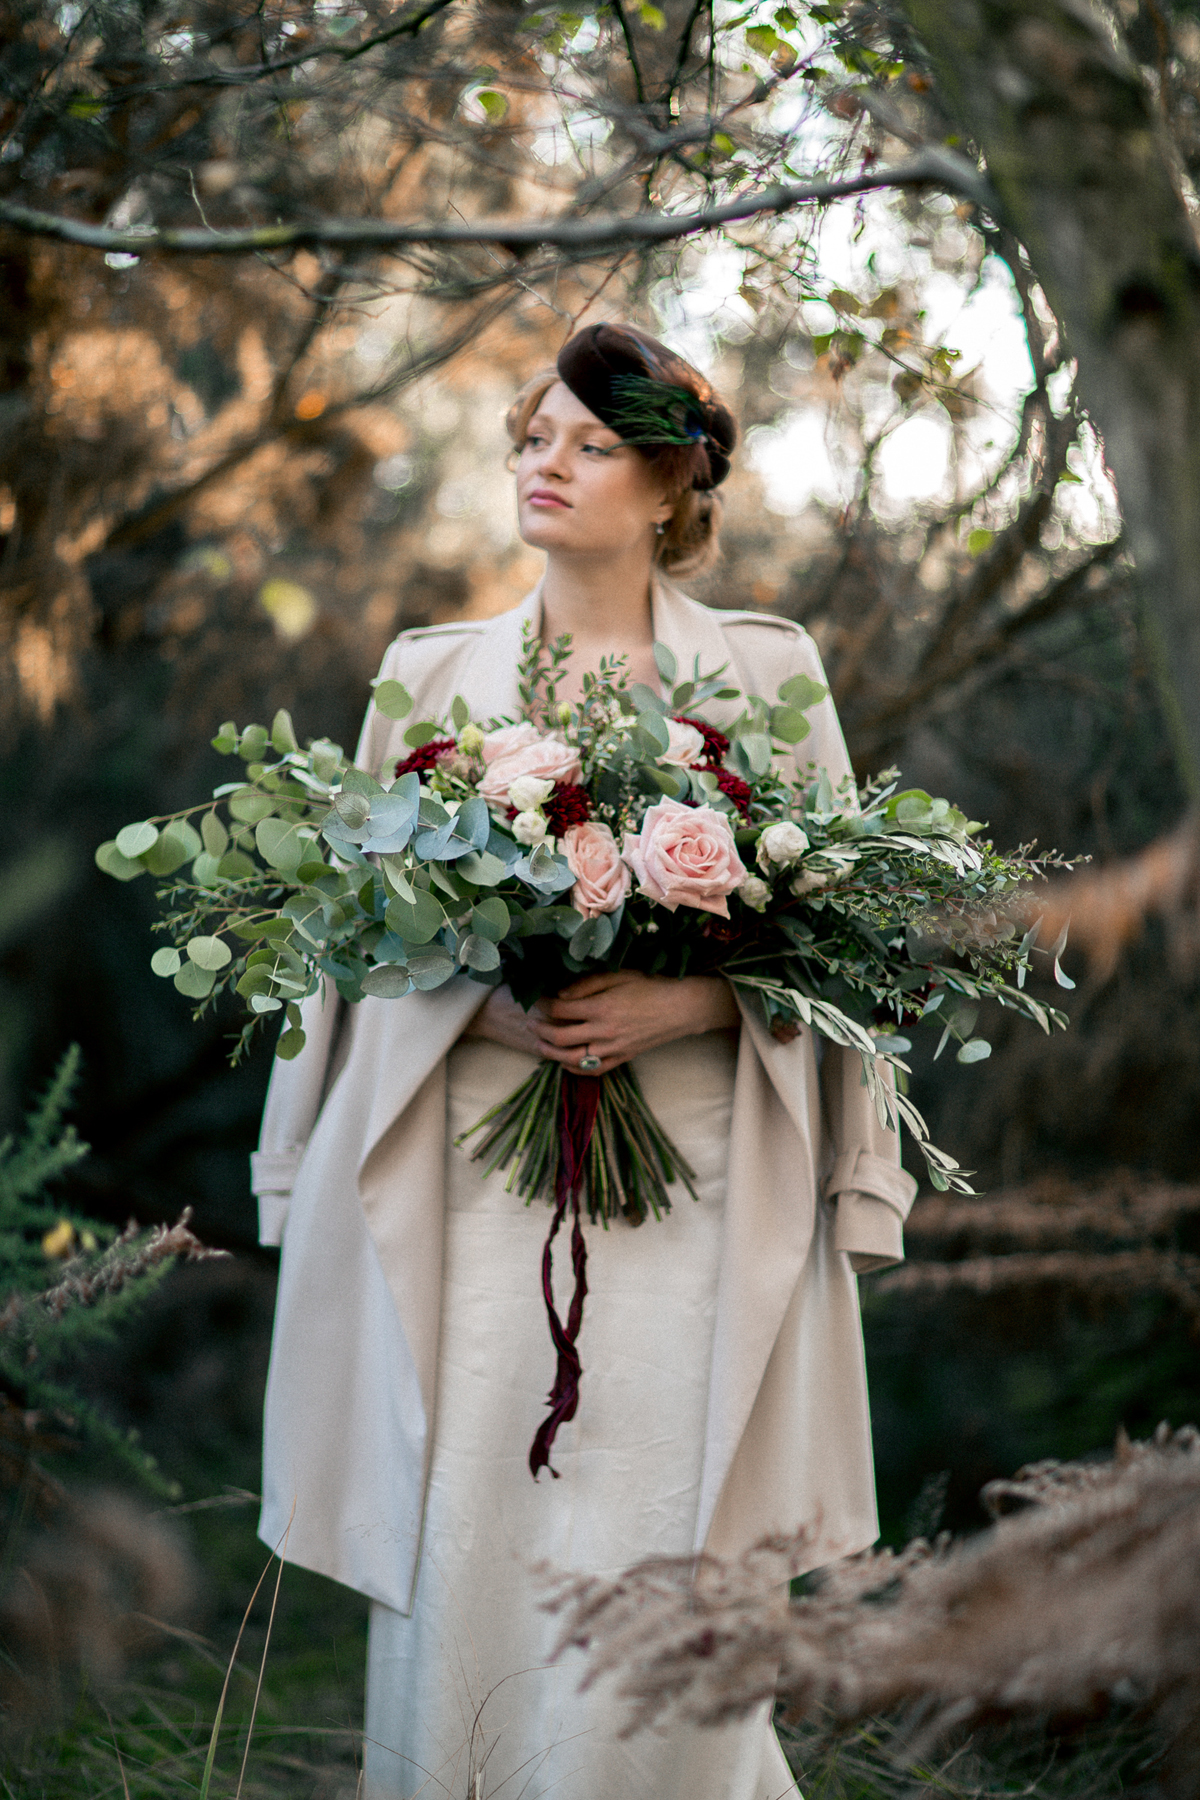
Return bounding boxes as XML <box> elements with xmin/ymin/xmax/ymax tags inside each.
<box><xmin>791</xmin><ymin>869</ymin><xmax>829</xmax><ymax>897</ymax></box>
<box><xmin>658</xmin><ymin>719</ymin><xmax>706</xmax><ymax>767</ymax></box>
<box><xmin>512</xmin><ymin>810</ymin><xmax>549</xmax><ymax>846</ymax></box>
<box><xmin>508</xmin><ymin>774</ymin><xmax>555</xmax><ymax>813</ymax></box>
<box><xmin>738</xmin><ymin>874</ymin><xmax>771</xmax><ymax>912</ymax></box>
<box><xmin>757</xmin><ymin>821</ymin><xmax>810</xmax><ymax>871</ymax></box>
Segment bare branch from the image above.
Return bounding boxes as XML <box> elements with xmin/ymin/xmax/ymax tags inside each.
<box><xmin>0</xmin><ymin>148</ymin><xmax>992</xmax><ymax>259</ymax></box>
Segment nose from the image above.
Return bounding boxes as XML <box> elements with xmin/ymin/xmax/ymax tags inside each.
<box><xmin>530</xmin><ymin>432</ymin><xmax>569</xmax><ymax>481</ymax></box>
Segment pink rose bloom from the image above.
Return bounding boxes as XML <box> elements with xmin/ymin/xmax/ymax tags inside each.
<box><xmin>622</xmin><ymin>799</ymin><xmax>747</xmax><ymax>918</ymax></box>
<box><xmin>480</xmin><ymin>735</ymin><xmax>582</xmax><ymax>804</ymax></box>
<box><xmin>564</xmin><ymin>822</ymin><xmax>631</xmax><ymax>918</ymax></box>
<box><xmin>481</xmin><ymin>721</ymin><xmax>541</xmax><ymax>765</ymax></box>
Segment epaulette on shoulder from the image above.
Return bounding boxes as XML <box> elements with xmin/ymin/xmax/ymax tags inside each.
<box><xmin>397</xmin><ymin>620</ymin><xmax>489</xmax><ymax>641</ymax></box>
<box><xmin>717</xmin><ymin>609</ymin><xmax>806</xmax><ymax>634</ymax></box>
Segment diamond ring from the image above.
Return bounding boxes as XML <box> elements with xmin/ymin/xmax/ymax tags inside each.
<box><xmin>578</xmin><ymin>1052</ymin><xmax>602</xmax><ymax>1072</ymax></box>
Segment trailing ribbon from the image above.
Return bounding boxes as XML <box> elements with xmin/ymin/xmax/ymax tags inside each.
<box><xmin>528</xmin><ymin>1072</ymin><xmax>601</xmax><ymax>1479</ymax></box>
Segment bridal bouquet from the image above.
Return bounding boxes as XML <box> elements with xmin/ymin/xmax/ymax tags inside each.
<box><xmin>98</xmin><ymin>628</ymin><xmax>1072</xmax><ymax>1472</ymax></box>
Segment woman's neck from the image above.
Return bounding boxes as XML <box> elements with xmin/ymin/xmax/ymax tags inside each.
<box><xmin>539</xmin><ymin>544</ymin><xmax>657</xmax><ymax>656</ymax></box>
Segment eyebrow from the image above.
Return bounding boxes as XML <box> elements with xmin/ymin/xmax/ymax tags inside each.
<box><xmin>526</xmin><ymin>410</ymin><xmax>623</xmax><ymax>444</ymax></box>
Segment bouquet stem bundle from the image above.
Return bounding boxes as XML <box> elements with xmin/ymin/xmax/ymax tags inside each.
<box><xmin>458</xmin><ymin>1063</ymin><xmax>700</xmax><ymax>1474</ymax></box>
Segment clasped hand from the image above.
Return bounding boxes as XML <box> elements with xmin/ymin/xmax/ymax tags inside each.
<box><xmin>465</xmin><ymin>969</ymin><xmax>739</xmax><ymax>1076</ymax></box>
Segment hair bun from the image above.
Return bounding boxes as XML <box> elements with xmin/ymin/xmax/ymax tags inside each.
<box><xmin>556</xmin><ymin>323</ymin><xmax>737</xmax><ymax>489</ymax></box>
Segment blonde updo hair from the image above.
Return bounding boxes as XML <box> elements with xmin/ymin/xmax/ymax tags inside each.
<box><xmin>505</xmin><ymin>370</ymin><xmax>726</xmax><ymax>580</ymax></box>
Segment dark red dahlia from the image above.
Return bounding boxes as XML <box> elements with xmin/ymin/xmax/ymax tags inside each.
<box><xmin>715</xmin><ymin>769</ymin><xmax>753</xmax><ymax>820</ymax></box>
<box><xmin>545</xmin><ymin>781</ymin><xmax>592</xmax><ymax>834</ymax></box>
<box><xmin>394</xmin><ymin>738</ymin><xmax>457</xmax><ymax>780</ymax></box>
<box><xmin>674</xmin><ymin>715</ymin><xmax>730</xmax><ymax>769</ymax></box>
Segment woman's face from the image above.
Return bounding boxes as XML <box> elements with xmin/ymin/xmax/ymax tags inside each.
<box><xmin>515</xmin><ymin>380</ymin><xmax>673</xmax><ymax>558</ymax></box>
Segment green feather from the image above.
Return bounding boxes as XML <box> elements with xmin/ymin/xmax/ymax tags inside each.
<box><xmin>607</xmin><ymin>374</ymin><xmax>707</xmax><ymax>447</ymax></box>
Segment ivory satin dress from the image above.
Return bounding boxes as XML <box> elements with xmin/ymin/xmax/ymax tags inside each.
<box><xmin>363</xmin><ymin>1033</ymin><xmax>799</xmax><ymax>1800</ymax></box>
<box><xmin>251</xmin><ymin>578</ymin><xmax>919</xmax><ymax>1800</ymax></box>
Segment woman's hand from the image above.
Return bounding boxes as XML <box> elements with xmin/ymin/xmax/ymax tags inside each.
<box><xmin>466</xmin><ymin>969</ymin><xmax>739</xmax><ymax>1075</ymax></box>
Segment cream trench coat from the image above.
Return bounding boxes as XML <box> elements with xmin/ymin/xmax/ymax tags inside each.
<box><xmin>252</xmin><ymin>576</ymin><xmax>918</xmax><ymax>1615</ymax></box>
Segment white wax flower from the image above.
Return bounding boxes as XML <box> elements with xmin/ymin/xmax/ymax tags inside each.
<box><xmin>507</xmin><ymin>773</ymin><xmax>556</xmax><ymax>813</ymax></box>
<box><xmin>512</xmin><ymin>810</ymin><xmax>549</xmax><ymax>846</ymax></box>
<box><xmin>658</xmin><ymin>719</ymin><xmax>706</xmax><ymax>767</ymax></box>
<box><xmin>738</xmin><ymin>874</ymin><xmax>771</xmax><ymax>912</ymax></box>
<box><xmin>757</xmin><ymin>821</ymin><xmax>810</xmax><ymax>871</ymax></box>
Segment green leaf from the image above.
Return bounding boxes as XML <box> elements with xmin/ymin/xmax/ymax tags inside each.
<box><xmin>740</xmin><ymin>731</ymin><xmax>772</xmax><ymax>775</ymax></box>
<box><xmin>238</xmin><ymin>724</ymin><xmax>269</xmax><ymax>763</ymax></box>
<box><xmin>638</xmin><ymin>2</ymin><xmax>665</xmax><ymax>26</ymax></box>
<box><xmin>143</xmin><ymin>823</ymin><xmax>201</xmax><ymax>876</ymax></box>
<box><xmin>256</xmin><ymin>816</ymin><xmax>309</xmax><ymax>874</ymax></box>
<box><xmin>966</xmin><ymin>527</ymin><xmax>994</xmax><ymax>557</ymax></box>
<box><xmin>637</xmin><ymin>711</ymin><xmax>671</xmax><ymax>755</ymax></box>
<box><xmin>956</xmin><ymin>1038</ymin><xmax>992</xmax><ymax>1064</ymax></box>
<box><xmin>191</xmin><ymin>852</ymin><xmax>222</xmax><ymax>888</ymax></box>
<box><xmin>406</xmin><ymin>946</ymin><xmax>456</xmax><ymax>989</ymax></box>
<box><xmin>174</xmin><ymin>961</ymin><xmax>216</xmax><ymax>999</ymax></box>
<box><xmin>276</xmin><ymin>1028</ymin><xmax>307</xmax><ymax>1060</ymax></box>
<box><xmin>652</xmin><ymin>642</ymin><xmax>677</xmax><ymax>686</ymax></box>
<box><xmin>228</xmin><ymin>789</ymin><xmax>276</xmax><ymax>824</ymax></box>
<box><xmin>476</xmin><ymin>87</ymin><xmax>508</xmax><ymax>120</ymax></box>
<box><xmin>372</xmin><ymin>679</ymin><xmax>413</xmax><ymax>722</ymax></box>
<box><xmin>385</xmin><ymin>889</ymin><xmax>446</xmax><ymax>944</ymax></box>
<box><xmin>201</xmin><ymin>812</ymin><xmax>229</xmax><ymax>858</ymax></box>
<box><xmin>212</xmin><ymin>721</ymin><xmax>239</xmax><ymax>755</ymax></box>
<box><xmin>271</xmin><ymin>708</ymin><xmax>299</xmax><ymax>753</ymax></box>
<box><xmin>95</xmin><ymin>840</ymin><xmax>146</xmax><ymax>882</ymax></box>
<box><xmin>769</xmin><ymin>705</ymin><xmax>812</xmax><ymax>745</ymax></box>
<box><xmin>451</xmin><ymin>695</ymin><xmax>470</xmax><ymax>732</ymax></box>
<box><xmin>250</xmin><ymin>994</ymin><xmax>283</xmax><ymax>1014</ymax></box>
<box><xmin>458</xmin><ymin>933</ymin><xmax>501</xmax><ymax>971</ymax></box>
<box><xmin>404</xmin><ymin>720</ymin><xmax>443</xmax><ymax>748</ymax></box>
<box><xmin>777</xmin><ymin>672</ymin><xmax>828</xmax><ymax>710</ymax></box>
<box><xmin>187</xmin><ymin>935</ymin><xmax>232</xmax><ymax>971</ymax></box>
<box><xmin>334</xmin><ymin>791</ymin><xmax>372</xmax><ymax>829</ymax></box>
<box><xmin>471</xmin><ymin>897</ymin><xmax>510</xmax><ymax>942</ymax></box>
<box><xmin>456</xmin><ymin>849</ymin><xmax>508</xmax><ymax>887</ymax></box>
<box><xmin>361</xmin><ymin>965</ymin><xmax>414</xmax><ymax>998</ymax></box>
<box><xmin>115</xmin><ymin>821</ymin><xmax>159</xmax><ymax>859</ymax></box>
<box><xmin>745</xmin><ymin>22</ymin><xmax>780</xmax><ymax>52</ymax></box>
<box><xmin>569</xmin><ymin>913</ymin><xmax>615</xmax><ymax>961</ymax></box>
<box><xmin>217</xmin><ymin>850</ymin><xmax>258</xmax><ymax>879</ymax></box>
<box><xmin>150</xmin><ymin>947</ymin><xmax>182</xmax><ymax>977</ymax></box>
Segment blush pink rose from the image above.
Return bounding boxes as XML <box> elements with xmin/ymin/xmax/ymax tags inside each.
<box><xmin>480</xmin><ymin>735</ymin><xmax>582</xmax><ymax>804</ymax></box>
<box><xmin>622</xmin><ymin>799</ymin><xmax>747</xmax><ymax>918</ymax></box>
<box><xmin>481</xmin><ymin>721</ymin><xmax>541</xmax><ymax>765</ymax></box>
<box><xmin>564</xmin><ymin>822</ymin><xmax>631</xmax><ymax>918</ymax></box>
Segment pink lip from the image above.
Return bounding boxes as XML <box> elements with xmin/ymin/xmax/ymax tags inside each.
<box><xmin>526</xmin><ymin>490</ymin><xmax>570</xmax><ymax>509</ymax></box>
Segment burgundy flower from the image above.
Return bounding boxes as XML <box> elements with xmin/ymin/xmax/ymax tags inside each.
<box><xmin>715</xmin><ymin>769</ymin><xmax>753</xmax><ymax>820</ymax></box>
<box><xmin>394</xmin><ymin>738</ymin><xmax>457</xmax><ymax>780</ymax></box>
<box><xmin>545</xmin><ymin>781</ymin><xmax>592</xmax><ymax>835</ymax></box>
<box><xmin>674</xmin><ymin>715</ymin><xmax>729</xmax><ymax>769</ymax></box>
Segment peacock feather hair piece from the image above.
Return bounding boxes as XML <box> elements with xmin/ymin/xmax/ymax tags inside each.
<box><xmin>607</xmin><ymin>374</ymin><xmax>709</xmax><ymax>447</ymax></box>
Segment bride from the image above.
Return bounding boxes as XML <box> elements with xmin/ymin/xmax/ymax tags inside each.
<box><xmin>250</xmin><ymin>322</ymin><xmax>917</xmax><ymax>1800</ymax></box>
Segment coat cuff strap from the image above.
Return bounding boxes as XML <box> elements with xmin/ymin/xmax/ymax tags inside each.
<box><xmin>250</xmin><ymin>1148</ymin><xmax>302</xmax><ymax>1196</ymax></box>
<box><xmin>823</xmin><ymin>1149</ymin><xmax>917</xmax><ymax>1219</ymax></box>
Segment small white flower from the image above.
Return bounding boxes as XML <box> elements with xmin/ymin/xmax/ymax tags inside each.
<box><xmin>738</xmin><ymin>874</ymin><xmax>771</xmax><ymax>912</ymax></box>
<box><xmin>658</xmin><ymin>719</ymin><xmax>706</xmax><ymax>767</ymax></box>
<box><xmin>757</xmin><ymin>822</ymin><xmax>810</xmax><ymax>871</ymax></box>
<box><xmin>512</xmin><ymin>809</ymin><xmax>549</xmax><ymax>846</ymax></box>
<box><xmin>790</xmin><ymin>868</ymin><xmax>829</xmax><ymax>897</ymax></box>
<box><xmin>457</xmin><ymin>723</ymin><xmax>484</xmax><ymax>757</ymax></box>
<box><xmin>508</xmin><ymin>773</ymin><xmax>555</xmax><ymax>813</ymax></box>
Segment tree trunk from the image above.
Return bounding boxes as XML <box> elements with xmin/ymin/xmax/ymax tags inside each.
<box><xmin>903</xmin><ymin>0</ymin><xmax>1200</xmax><ymax>795</ymax></box>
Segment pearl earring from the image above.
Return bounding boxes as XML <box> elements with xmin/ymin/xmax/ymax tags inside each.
<box><xmin>655</xmin><ymin>522</ymin><xmax>665</xmax><ymax>535</ymax></box>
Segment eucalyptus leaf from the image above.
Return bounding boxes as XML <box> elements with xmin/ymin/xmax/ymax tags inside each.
<box><xmin>238</xmin><ymin>724</ymin><xmax>269</xmax><ymax>763</ymax></box>
<box><xmin>406</xmin><ymin>946</ymin><xmax>456</xmax><ymax>989</ymax></box>
<box><xmin>142</xmin><ymin>826</ymin><xmax>193</xmax><ymax>876</ymax></box>
<box><xmin>191</xmin><ymin>852</ymin><xmax>222</xmax><ymax>888</ymax></box>
<box><xmin>256</xmin><ymin>816</ymin><xmax>309</xmax><ymax>874</ymax></box>
<box><xmin>228</xmin><ymin>789</ymin><xmax>277</xmax><ymax>825</ymax></box>
<box><xmin>150</xmin><ymin>947</ymin><xmax>181</xmax><ymax>977</ymax></box>
<box><xmin>458</xmin><ymin>933</ymin><xmax>501</xmax><ymax>972</ymax></box>
<box><xmin>956</xmin><ymin>1038</ymin><xmax>992</xmax><ymax>1064</ymax></box>
<box><xmin>276</xmin><ymin>1028</ymin><xmax>306</xmax><ymax>1060</ymax></box>
<box><xmin>768</xmin><ymin>705</ymin><xmax>812</xmax><ymax>745</ymax></box>
<box><xmin>385</xmin><ymin>889</ymin><xmax>446</xmax><ymax>944</ymax></box>
<box><xmin>95</xmin><ymin>840</ymin><xmax>146</xmax><ymax>882</ymax></box>
<box><xmin>404</xmin><ymin>720</ymin><xmax>443</xmax><ymax>748</ymax></box>
<box><xmin>212</xmin><ymin>721</ymin><xmax>238</xmax><ymax>755</ymax></box>
<box><xmin>471</xmin><ymin>897</ymin><xmax>509</xmax><ymax>942</ymax></box>
<box><xmin>740</xmin><ymin>732</ymin><xmax>772</xmax><ymax>776</ymax></box>
<box><xmin>187</xmin><ymin>935</ymin><xmax>232</xmax><ymax>971</ymax></box>
<box><xmin>777</xmin><ymin>672</ymin><xmax>828</xmax><ymax>710</ymax></box>
<box><xmin>451</xmin><ymin>694</ymin><xmax>470</xmax><ymax>732</ymax></box>
<box><xmin>372</xmin><ymin>679</ymin><xmax>413</xmax><ymax>722</ymax></box>
<box><xmin>217</xmin><ymin>850</ymin><xmax>258</xmax><ymax>879</ymax></box>
<box><xmin>627</xmin><ymin>682</ymin><xmax>668</xmax><ymax>716</ymax></box>
<box><xmin>174</xmin><ymin>961</ymin><xmax>216</xmax><ymax>999</ymax></box>
<box><xmin>361</xmin><ymin>965</ymin><xmax>414</xmax><ymax>998</ymax></box>
<box><xmin>250</xmin><ymin>994</ymin><xmax>283</xmax><ymax>1014</ymax></box>
<box><xmin>115</xmin><ymin>821</ymin><xmax>159</xmax><ymax>859</ymax></box>
<box><xmin>201</xmin><ymin>812</ymin><xmax>229</xmax><ymax>858</ymax></box>
<box><xmin>456</xmin><ymin>849</ymin><xmax>507</xmax><ymax>887</ymax></box>
<box><xmin>334</xmin><ymin>791</ymin><xmax>372</xmax><ymax>830</ymax></box>
<box><xmin>652</xmin><ymin>642</ymin><xmax>677</xmax><ymax>686</ymax></box>
<box><xmin>271</xmin><ymin>708</ymin><xmax>299</xmax><ymax>754</ymax></box>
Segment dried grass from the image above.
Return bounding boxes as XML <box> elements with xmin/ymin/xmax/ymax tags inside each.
<box><xmin>541</xmin><ymin>1425</ymin><xmax>1200</xmax><ymax>1794</ymax></box>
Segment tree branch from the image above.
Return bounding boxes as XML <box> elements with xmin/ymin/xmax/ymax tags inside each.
<box><xmin>0</xmin><ymin>148</ymin><xmax>990</xmax><ymax>260</ymax></box>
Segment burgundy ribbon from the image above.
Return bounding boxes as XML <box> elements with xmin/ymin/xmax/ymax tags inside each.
<box><xmin>528</xmin><ymin>1072</ymin><xmax>602</xmax><ymax>1480</ymax></box>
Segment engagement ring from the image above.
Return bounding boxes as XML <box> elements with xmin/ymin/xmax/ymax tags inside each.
<box><xmin>578</xmin><ymin>1052</ymin><xmax>602</xmax><ymax>1071</ymax></box>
